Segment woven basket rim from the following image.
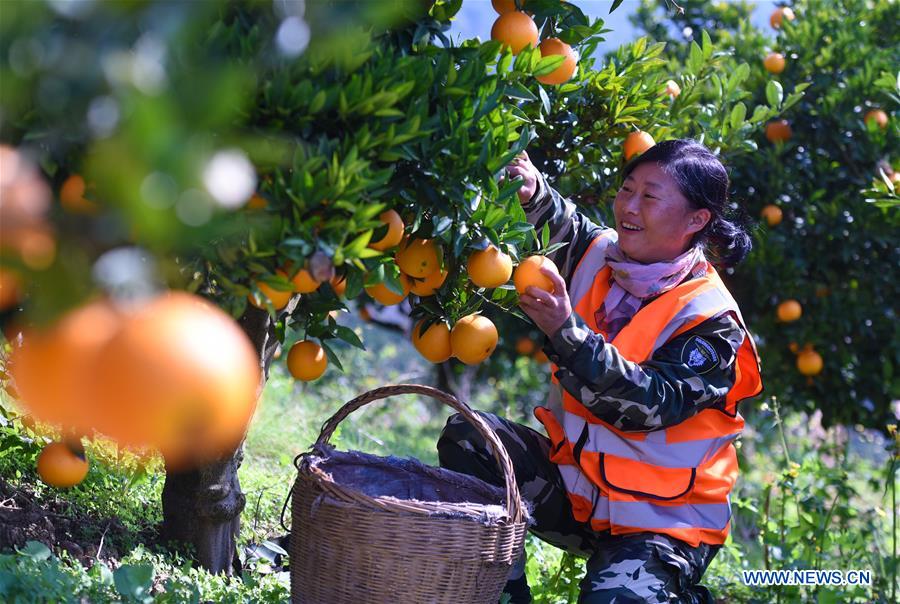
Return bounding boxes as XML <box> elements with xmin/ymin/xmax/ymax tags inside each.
<box><xmin>295</xmin><ymin>445</ymin><xmax>531</xmax><ymax>525</ymax></box>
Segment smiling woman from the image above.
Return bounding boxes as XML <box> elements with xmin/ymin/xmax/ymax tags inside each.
<box><xmin>439</xmin><ymin>139</ymin><xmax>762</xmax><ymax>603</ymax></box>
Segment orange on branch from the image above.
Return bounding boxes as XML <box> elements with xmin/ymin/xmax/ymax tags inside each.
<box><xmin>37</xmin><ymin>442</ymin><xmax>89</xmax><ymax>488</ymax></box>
<box><xmin>59</xmin><ymin>174</ymin><xmax>99</xmax><ymax>214</ymax></box>
<box><xmin>287</xmin><ymin>340</ymin><xmax>328</xmax><ymax>381</ymax></box>
<box><xmin>412</xmin><ymin>320</ymin><xmax>452</xmax><ymax>363</ymax></box>
<box><xmin>664</xmin><ymin>79</ymin><xmax>681</xmax><ymax>98</ymax></box>
<box><xmin>761</xmin><ymin>204</ymin><xmax>783</xmax><ymax>226</ymax></box>
<box><xmin>765</xmin><ymin>120</ymin><xmax>792</xmax><ymax>143</ymax></box>
<box><xmin>864</xmin><ymin>109</ymin><xmax>888</xmax><ymax>130</ymax></box>
<box><xmin>450</xmin><ymin>314</ymin><xmax>499</xmax><ymax>365</ymax></box>
<box><xmin>0</xmin><ymin>268</ymin><xmax>21</xmax><ymax>310</ymax></box>
<box><xmin>365</xmin><ymin>274</ymin><xmax>410</xmax><ymax>306</ymax></box>
<box><xmin>90</xmin><ymin>292</ymin><xmax>261</xmax><ymax>468</ymax></box>
<box><xmin>623</xmin><ymin>131</ymin><xmax>655</xmax><ymax>161</ymax></box>
<box><xmin>776</xmin><ymin>299</ymin><xmax>802</xmax><ymax>322</ymax></box>
<box><xmin>491</xmin><ymin>0</ymin><xmax>522</xmax><ymax>14</ymax></box>
<box><xmin>409</xmin><ymin>267</ymin><xmax>448</xmax><ymax>297</ymax></box>
<box><xmin>491</xmin><ymin>11</ymin><xmax>539</xmax><ymax>55</ymax></box>
<box><xmin>797</xmin><ymin>348</ymin><xmax>823</xmax><ymax>376</ymax></box>
<box><xmin>395</xmin><ymin>238</ymin><xmax>440</xmax><ymax>278</ymax></box>
<box><xmin>467</xmin><ymin>244</ymin><xmax>513</xmax><ymax>288</ymax></box>
<box><xmin>369</xmin><ymin>209</ymin><xmax>405</xmax><ymax>251</ymax></box>
<box><xmin>770</xmin><ymin>6</ymin><xmax>795</xmax><ymax>28</ymax></box>
<box><xmin>248</xmin><ymin>270</ymin><xmax>293</xmax><ymax>310</ymax></box>
<box><xmin>764</xmin><ymin>52</ymin><xmax>786</xmax><ymax>74</ymax></box>
<box><xmin>246</xmin><ymin>194</ymin><xmax>268</xmax><ymax>210</ymax></box>
<box><xmin>535</xmin><ymin>38</ymin><xmax>577</xmax><ymax>86</ymax></box>
<box><xmin>515</xmin><ymin>336</ymin><xmax>537</xmax><ymax>356</ymax></box>
<box><xmin>288</xmin><ymin>266</ymin><xmax>321</xmax><ymax>293</ymax></box>
<box><xmin>514</xmin><ymin>255</ymin><xmax>559</xmax><ymax>295</ymax></box>
<box><xmin>331</xmin><ymin>275</ymin><xmax>347</xmax><ymax>297</ymax></box>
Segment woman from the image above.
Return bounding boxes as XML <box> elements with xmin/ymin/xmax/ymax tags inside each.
<box><xmin>438</xmin><ymin>139</ymin><xmax>762</xmax><ymax>603</ymax></box>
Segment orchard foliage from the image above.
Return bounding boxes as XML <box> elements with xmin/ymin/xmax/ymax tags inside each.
<box><xmin>630</xmin><ymin>0</ymin><xmax>899</xmax><ymax>427</ymax></box>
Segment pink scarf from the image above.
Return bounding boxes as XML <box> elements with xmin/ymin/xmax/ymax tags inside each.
<box><xmin>594</xmin><ymin>242</ymin><xmax>708</xmax><ymax>340</ymax></box>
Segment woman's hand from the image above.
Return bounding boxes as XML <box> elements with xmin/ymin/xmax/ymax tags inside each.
<box><xmin>504</xmin><ymin>151</ymin><xmax>540</xmax><ymax>204</ymax></box>
<box><xmin>518</xmin><ymin>267</ymin><xmax>573</xmax><ymax>338</ymax></box>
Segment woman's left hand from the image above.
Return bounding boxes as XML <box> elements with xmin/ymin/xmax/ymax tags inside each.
<box><xmin>518</xmin><ymin>267</ymin><xmax>573</xmax><ymax>338</ymax></box>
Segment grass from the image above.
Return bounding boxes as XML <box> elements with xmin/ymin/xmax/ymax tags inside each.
<box><xmin>0</xmin><ymin>308</ymin><xmax>896</xmax><ymax>602</ymax></box>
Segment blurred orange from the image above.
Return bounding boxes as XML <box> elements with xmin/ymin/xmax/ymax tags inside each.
<box><xmin>90</xmin><ymin>292</ymin><xmax>261</xmax><ymax>468</ymax></box>
<box><xmin>10</xmin><ymin>298</ymin><xmax>122</xmax><ymax>431</ymax></box>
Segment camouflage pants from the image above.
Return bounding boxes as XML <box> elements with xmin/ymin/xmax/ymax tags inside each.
<box><xmin>437</xmin><ymin>412</ymin><xmax>720</xmax><ymax>604</ymax></box>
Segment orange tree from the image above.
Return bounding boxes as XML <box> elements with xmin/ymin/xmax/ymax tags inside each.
<box><xmin>0</xmin><ymin>0</ymin><xmax>611</xmax><ymax>572</ymax></box>
<box><xmin>630</xmin><ymin>0</ymin><xmax>899</xmax><ymax>428</ymax></box>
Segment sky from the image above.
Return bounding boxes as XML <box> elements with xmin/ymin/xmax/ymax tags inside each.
<box><xmin>448</xmin><ymin>0</ymin><xmax>780</xmax><ymax>56</ymax></box>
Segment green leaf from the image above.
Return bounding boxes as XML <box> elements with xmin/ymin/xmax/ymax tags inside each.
<box><xmin>320</xmin><ymin>339</ymin><xmax>344</xmax><ymax>372</ymax></box>
<box><xmin>766</xmin><ymin>80</ymin><xmax>783</xmax><ymax>108</ymax></box>
<box><xmin>114</xmin><ymin>564</ymin><xmax>154</xmax><ymax>602</ymax></box>
<box><xmin>19</xmin><ymin>541</ymin><xmax>52</xmax><ymax>561</ymax></box>
<box><xmin>309</xmin><ymin>90</ymin><xmax>326</xmax><ymax>113</ymax></box>
<box><xmin>504</xmin><ymin>83</ymin><xmax>538</xmax><ymax>101</ymax></box>
<box><xmin>540</xmin><ymin>222</ymin><xmax>550</xmax><ymax>249</ymax></box>
<box><xmin>730</xmin><ymin>102</ymin><xmax>747</xmax><ymax>130</ymax></box>
<box><xmin>334</xmin><ymin>325</ymin><xmax>365</xmax><ymax>350</ymax></box>
<box><xmin>701</xmin><ymin>30</ymin><xmax>712</xmax><ymax>59</ymax></box>
<box><xmin>533</xmin><ymin>55</ymin><xmax>566</xmax><ymax>77</ymax></box>
<box><xmin>688</xmin><ymin>41</ymin><xmax>703</xmax><ymax>75</ymax></box>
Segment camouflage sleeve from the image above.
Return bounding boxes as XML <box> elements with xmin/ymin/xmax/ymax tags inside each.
<box><xmin>522</xmin><ymin>172</ymin><xmax>610</xmax><ymax>284</ymax></box>
<box><xmin>543</xmin><ymin>311</ymin><xmax>745</xmax><ymax>431</ymax></box>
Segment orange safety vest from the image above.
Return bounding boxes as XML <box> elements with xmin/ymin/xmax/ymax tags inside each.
<box><xmin>534</xmin><ymin>232</ymin><xmax>763</xmax><ymax>548</ymax></box>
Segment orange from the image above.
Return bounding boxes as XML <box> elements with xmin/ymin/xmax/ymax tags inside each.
<box><xmin>331</xmin><ymin>275</ymin><xmax>347</xmax><ymax>297</ymax></box>
<box><xmin>59</xmin><ymin>174</ymin><xmax>99</xmax><ymax>214</ymax></box>
<box><xmin>515</xmin><ymin>336</ymin><xmax>537</xmax><ymax>356</ymax></box>
<box><xmin>369</xmin><ymin>209</ymin><xmax>405</xmax><ymax>251</ymax></box>
<box><xmin>815</xmin><ymin>285</ymin><xmax>830</xmax><ymax>298</ymax></box>
<box><xmin>664</xmin><ymin>79</ymin><xmax>681</xmax><ymax>98</ymax></box>
<box><xmin>864</xmin><ymin>109</ymin><xmax>888</xmax><ymax>130</ymax></box>
<box><xmin>797</xmin><ymin>348</ymin><xmax>823</xmax><ymax>376</ymax></box>
<box><xmin>409</xmin><ymin>267</ymin><xmax>448</xmax><ymax>297</ymax></box>
<box><xmin>788</xmin><ymin>342</ymin><xmax>799</xmax><ymax>354</ymax></box>
<box><xmin>90</xmin><ymin>292</ymin><xmax>261</xmax><ymax>468</ymax></box>
<box><xmin>365</xmin><ymin>274</ymin><xmax>410</xmax><ymax>305</ymax></box>
<box><xmin>776</xmin><ymin>299</ymin><xmax>802</xmax><ymax>322</ymax></box>
<box><xmin>246</xmin><ymin>194</ymin><xmax>268</xmax><ymax>210</ymax></box>
<box><xmin>248</xmin><ymin>270</ymin><xmax>293</xmax><ymax>310</ymax></box>
<box><xmin>491</xmin><ymin>0</ymin><xmax>520</xmax><ymax>14</ymax></box>
<box><xmin>532</xmin><ymin>349</ymin><xmax>549</xmax><ymax>364</ymax></box>
<box><xmin>467</xmin><ymin>245</ymin><xmax>513</xmax><ymax>288</ymax></box>
<box><xmin>10</xmin><ymin>298</ymin><xmax>122</xmax><ymax>431</ymax></box>
<box><xmin>514</xmin><ymin>255</ymin><xmax>559</xmax><ymax>295</ymax></box>
<box><xmin>288</xmin><ymin>266</ymin><xmax>321</xmax><ymax>293</ymax></box>
<box><xmin>764</xmin><ymin>52</ymin><xmax>786</xmax><ymax>74</ymax></box>
<box><xmin>411</xmin><ymin>320</ymin><xmax>452</xmax><ymax>363</ymax></box>
<box><xmin>395</xmin><ymin>238</ymin><xmax>440</xmax><ymax>278</ymax></box>
<box><xmin>287</xmin><ymin>340</ymin><xmax>328</xmax><ymax>381</ymax></box>
<box><xmin>765</xmin><ymin>120</ymin><xmax>792</xmax><ymax>143</ymax></box>
<box><xmin>0</xmin><ymin>268</ymin><xmax>20</xmax><ymax>310</ymax></box>
<box><xmin>623</xmin><ymin>131</ymin><xmax>655</xmax><ymax>161</ymax></box>
<box><xmin>770</xmin><ymin>6</ymin><xmax>795</xmax><ymax>29</ymax></box>
<box><xmin>36</xmin><ymin>442</ymin><xmax>89</xmax><ymax>488</ymax></box>
<box><xmin>761</xmin><ymin>204</ymin><xmax>783</xmax><ymax>226</ymax></box>
<box><xmin>450</xmin><ymin>314</ymin><xmax>499</xmax><ymax>365</ymax></box>
<box><xmin>491</xmin><ymin>11</ymin><xmax>538</xmax><ymax>55</ymax></box>
<box><xmin>536</xmin><ymin>38</ymin><xmax>577</xmax><ymax>86</ymax></box>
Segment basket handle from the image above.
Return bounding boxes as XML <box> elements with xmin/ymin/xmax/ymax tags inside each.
<box><xmin>311</xmin><ymin>383</ymin><xmax>525</xmax><ymax>524</ymax></box>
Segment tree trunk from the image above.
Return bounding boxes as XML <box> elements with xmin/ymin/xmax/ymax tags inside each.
<box><xmin>161</xmin><ymin>303</ymin><xmax>284</xmax><ymax>574</ymax></box>
<box><xmin>435</xmin><ymin>359</ymin><xmax>477</xmax><ymax>403</ymax></box>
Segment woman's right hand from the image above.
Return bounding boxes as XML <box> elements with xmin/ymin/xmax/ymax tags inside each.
<box><xmin>504</xmin><ymin>151</ymin><xmax>540</xmax><ymax>204</ymax></box>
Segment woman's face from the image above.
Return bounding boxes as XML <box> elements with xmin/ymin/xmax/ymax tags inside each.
<box><xmin>613</xmin><ymin>162</ymin><xmax>711</xmax><ymax>263</ymax></box>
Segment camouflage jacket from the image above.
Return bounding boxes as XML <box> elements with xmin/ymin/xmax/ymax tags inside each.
<box><xmin>523</xmin><ymin>174</ymin><xmax>745</xmax><ymax>433</ymax></box>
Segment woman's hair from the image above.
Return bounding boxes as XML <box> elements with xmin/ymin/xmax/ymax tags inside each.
<box><xmin>622</xmin><ymin>138</ymin><xmax>752</xmax><ymax>267</ymax></box>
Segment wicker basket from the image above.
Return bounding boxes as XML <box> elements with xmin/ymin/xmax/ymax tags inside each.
<box><xmin>290</xmin><ymin>384</ymin><xmax>529</xmax><ymax>604</ymax></box>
